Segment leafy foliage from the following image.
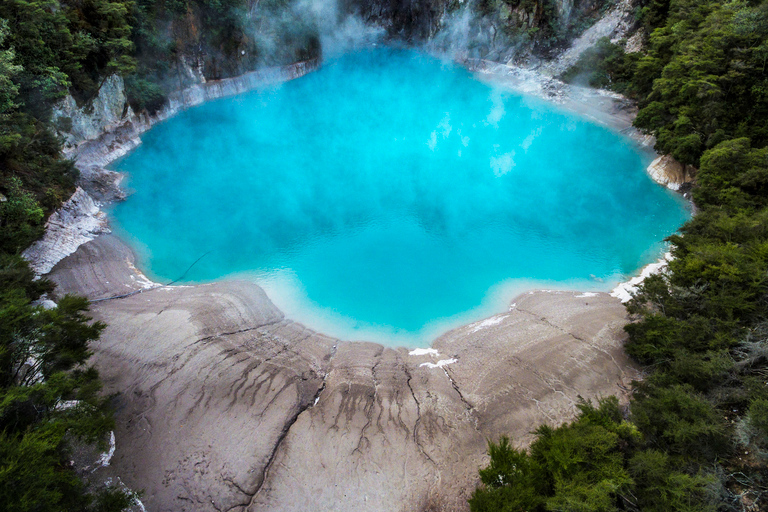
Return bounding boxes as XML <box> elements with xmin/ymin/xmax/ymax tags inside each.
<box><xmin>0</xmin><ymin>1</ymin><xmax>140</xmax><ymax>506</ymax></box>
<box><xmin>470</xmin><ymin>398</ymin><xmax>721</xmax><ymax>512</ymax></box>
<box><xmin>0</xmin><ymin>265</ymin><xmax>132</xmax><ymax>510</ymax></box>
<box><xmin>482</xmin><ymin>1</ymin><xmax>768</xmax><ymax>509</ymax></box>
<box><xmin>564</xmin><ymin>0</ymin><xmax>768</xmax><ymax>166</ymax></box>
<box><xmin>0</xmin><ymin>177</ymin><xmax>45</xmax><ymax>254</ymax></box>
<box><xmin>472</xmin><ymin>399</ymin><xmax>723</xmax><ymax>511</ymax></box>
<box><xmin>560</xmin><ymin>37</ymin><xmax>638</xmax><ymax>92</ymax></box>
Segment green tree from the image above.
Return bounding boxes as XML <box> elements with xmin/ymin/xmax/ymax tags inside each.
<box><xmin>0</xmin><ymin>177</ymin><xmax>45</xmax><ymax>254</ymax></box>
<box><xmin>471</xmin><ymin>398</ymin><xmax>637</xmax><ymax>512</ymax></box>
<box><xmin>628</xmin><ymin>450</ymin><xmax>717</xmax><ymax>512</ymax></box>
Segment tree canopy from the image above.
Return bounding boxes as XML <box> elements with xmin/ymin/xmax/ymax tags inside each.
<box><xmin>476</xmin><ymin>1</ymin><xmax>768</xmax><ymax>510</ymax></box>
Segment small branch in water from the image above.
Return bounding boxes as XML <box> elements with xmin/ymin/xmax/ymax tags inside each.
<box><xmin>89</xmin><ymin>251</ymin><xmax>212</xmax><ymax>303</ymax></box>
<box><xmin>165</xmin><ymin>250</ymin><xmax>212</xmax><ymax>286</ymax></box>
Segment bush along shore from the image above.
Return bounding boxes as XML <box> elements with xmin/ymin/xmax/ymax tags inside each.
<box><xmin>0</xmin><ymin>1</ymin><xmax>133</xmax><ymax>506</ymax></box>
<box><xmin>472</xmin><ymin>0</ymin><xmax>768</xmax><ymax>510</ymax></box>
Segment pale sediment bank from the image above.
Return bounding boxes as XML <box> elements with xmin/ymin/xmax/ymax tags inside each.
<box><xmin>33</xmin><ymin>55</ymin><xmax>659</xmax><ymax>511</ymax></box>
<box><xmin>611</xmin><ymin>252</ymin><xmax>673</xmax><ymax>303</ymax></box>
<box><xmin>48</xmin><ymin>234</ymin><xmax>638</xmax><ymax>512</ymax></box>
<box><xmin>465</xmin><ymin>58</ymin><xmax>651</xmax><ymax>147</ymax></box>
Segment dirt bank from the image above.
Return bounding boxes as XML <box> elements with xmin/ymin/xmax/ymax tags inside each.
<box><xmin>49</xmin><ymin>234</ymin><xmax>638</xmax><ymax>511</ymax></box>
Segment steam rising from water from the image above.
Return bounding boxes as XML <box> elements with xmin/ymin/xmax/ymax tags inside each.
<box><xmin>246</xmin><ymin>0</ymin><xmax>517</xmax><ymax>66</ymax></box>
<box><xmin>112</xmin><ymin>48</ymin><xmax>689</xmax><ymax>347</ymax></box>
<box><xmin>303</xmin><ymin>0</ymin><xmax>386</xmax><ymax>55</ymax></box>
<box><xmin>248</xmin><ymin>0</ymin><xmax>385</xmax><ymax>63</ymax></box>
<box><xmin>426</xmin><ymin>1</ymin><xmax>522</xmax><ymax>63</ymax></box>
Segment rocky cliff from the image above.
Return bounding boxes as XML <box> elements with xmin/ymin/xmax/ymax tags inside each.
<box><xmin>53</xmin><ymin>75</ymin><xmax>135</xmax><ymax>150</ymax></box>
<box><xmin>646</xmin><ymin>154</ymin><xmax>696</xmax><ymax>192</ymax></box>
<box><xmin>24</xmin><ymin>59</ymin><xmax>319</xmax><ymax>279</ymax></box>
<box><xmin>543</xmin><ymin>0</ymin><xmax>640</xmax><ymax>75</ymax></box>
<box><xmin>343</xmin><ymin>0</ymin><xmax>623</xmax><ymax>61</ymax></box>
<box><xmin>342</xmin><ymin>0</ymin><xmax>449</xmax><ymax>40</ymax></box>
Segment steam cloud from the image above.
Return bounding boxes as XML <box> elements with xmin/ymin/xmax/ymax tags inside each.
<box><xmin>247</xmin><ymin>0</ymin><xmax>385</xmax><ymax>64</ymax></box>
<box><xmin>245</xmin><ymin>0</ymin><xmax>528</xmax><ymax>67</ymax></box>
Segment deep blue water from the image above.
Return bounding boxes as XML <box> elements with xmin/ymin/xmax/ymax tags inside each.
<box><xmin>111</xmin><ymin>48</ymin><xmax>689</xmax><ymax>346</ymax></box>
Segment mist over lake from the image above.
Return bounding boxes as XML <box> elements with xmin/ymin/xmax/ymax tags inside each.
<box><xmin>111</xmin><ymin>47</ymin><xmax>689</xmax><ymax>346</ymax></box>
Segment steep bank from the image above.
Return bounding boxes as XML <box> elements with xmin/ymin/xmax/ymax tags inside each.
<box><xmin>467</xmin><ymin>58</ymin><xmax>698</xmax><ymax>195</ymax></box>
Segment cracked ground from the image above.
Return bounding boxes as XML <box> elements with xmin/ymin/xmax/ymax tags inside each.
<box><xmin>49</xmin><ymin>235</ymin><xmax>639</xmax><ymax>512</ymax></box>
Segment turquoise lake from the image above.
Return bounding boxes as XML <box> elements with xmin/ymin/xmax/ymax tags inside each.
<box><xmin>111</xmin><ymin>48</ymin><xmax>690</xmax><ymax>346</ymax></box>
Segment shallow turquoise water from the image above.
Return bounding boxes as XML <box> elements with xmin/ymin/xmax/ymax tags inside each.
<box><xmin>112</xmin><ymin>47</ymin><xmax>689</xmax><ymax>346</ymax></box>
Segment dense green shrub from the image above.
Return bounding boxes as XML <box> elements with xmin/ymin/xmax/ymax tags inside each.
<box><xmin>471</xmin><ymin>399</ymin><xmax>723</xmax><ymax>511</ymax></box>
<box><xmin>0</xmin><ymin>271</ymin><xmax>132</xmax><ymax>509</ymax></box>
<box><xmin>563</xmin><ymin>1</ymin><xmax>768</xmax><ymax>166</ymax></box>
<box><xmin>0</xmin><ymin>177</ymin><xmax>45</xmax><ymax>254</ymax></box>
<box><xmin>627</xmin><ymin>450</ymin><xmax>717</xmax><ymax>512</ymax></box>
<box><xmin>125</xmin><ymin>75</ymin><xmax>167</xmax><ymax>113</ymax></box>
<box><xmin>560</xmin><ymin>37</ymin><xmax>638</xmax><ymax>92</ymax></box>
<box><xmin>471</xmin><ymin>399</ymin><xmax>640</xmax><ymax>512</ymax></box>
<box><xmin>0</xmin><ymin>0</ymin><xmax>143</xmax><ymax>506</ymax></box>
<box><xmin>479</xmin><ymin>1</ymin><xmax>768</xmax><ymax>509</ymax></box>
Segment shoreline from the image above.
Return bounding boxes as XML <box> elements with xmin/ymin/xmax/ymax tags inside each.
<box><xmin>47</xmin><ymin>232</ymin><xmax>639</xmax><ymax>512</ymax></box>
<box><xmin>33</xmin><ymin>50</ymin><xmax>666</xmax><ymax>511</ymax></box>
<box><xmin>465</xmin><ymin>57</ymin><xmax>652</xmax><ymax>147</ymax></box>
<box><xmin>25</xmin><ymin>49</ymin><xmax>678</xmax><ymax>345</ymax></box>
<box><xmin>22</xmin><ymin>59</ymin><xmax>319</xmax><ymax>276</ymax></box>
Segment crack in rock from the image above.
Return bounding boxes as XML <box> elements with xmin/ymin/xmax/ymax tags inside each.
<box><xmin>223</xmin><ymin>376</ymin><xmax>326</xmax><ymax>512</ymax></box>
<box><xmin>226</xmin><ymin>342</ymin><xmax>337</xmax><ymax>512</ymax></box>
<box><xmin>192</xmin><ymin>319</ymin><xmax>284</xmax><ymax>346</ymax></box>
<box><xmin>353</xmin><ymin>351</ymin><xmax>382</xmax><ymax>455</ymax></box>
<box><xmin>442</xmin><ymin>366</ymin><xmax>481</xmax><ymax>433</ymax></box>
<box><xmin>403</xmin><ymin>365</ymin><xmax>437</xmax><ymax>466</ymax></box>
<box><xmin>515</xmin><ymin>306</ymin><xmax>626</xmax><ymax>375</ymax></box>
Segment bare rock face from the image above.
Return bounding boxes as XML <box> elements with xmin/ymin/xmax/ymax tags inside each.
<box><xmin>53</xmin><ymin>75</ymin><xmax>134</xmax><ymax>150</ymax></box>
<box><xmin>22</xmin><ymin>188</ymin><xmax>109</xmax><ymax>275</ymax></box>
<box><xmin>343</xmin><ymin>0</ymin><xmax>449</xmax><ymax>40</ymax></box>
<box><xmin>22</xmin><ymin>60</ymin><xmax>321</xmax><ymax>285</ymax></box>
<box><xmin>48</xmin><ymin>235</ymin><xmax>638</xmax><ymax>512</ymax></box>
<box><xmin>434</xmin><ymin>291</ymin><xmax>635</xmax><ymax>446</ymax></box>
<box><xmin>624</xmin><ymin>30</ymin><xmax>643</xmax><ymax>53</ymax></box>
<box><xmin>646</xmin><ymin>154</ymin><xmax>696</xmax><ymax>191</ymax></box>
<box><xmin>68</xmin><ymin>60</ymin><xmax>320</xmax><ymax>170</ymax></box>
<box><xmin>544</xmin><ymin>0</ymin><xmax>639</xmax><ymax>76</ymax></box>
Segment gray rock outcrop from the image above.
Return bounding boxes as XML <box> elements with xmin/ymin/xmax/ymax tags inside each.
<box><xmin>24</xmin><ymin>60</ymin><xmax>319</xmax><ymax>279</ymax></box>
<box><xmin>53</xmin><ymin>75</ymin><xmax>134</xmax><ymax>150</ymax></box>
<box><xmin>646</xmin><ymin>154</ymin><xmax>696</xmax><ymax>191</ymax></box>
<box><xmin>543</xmin><ymin>0</ymin><xmax>639</xmax><ymax>76</ymax></box>
<box><xmin>22</xmin><ymin>187</ymin><xmax>110</xmax><ymax>276</ymax></box>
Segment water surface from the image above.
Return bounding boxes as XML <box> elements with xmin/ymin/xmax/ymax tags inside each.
<box><xmin>112</xmin><ymin>48</ymin><xmax>689</xmax><ymax>346</ymax></box>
